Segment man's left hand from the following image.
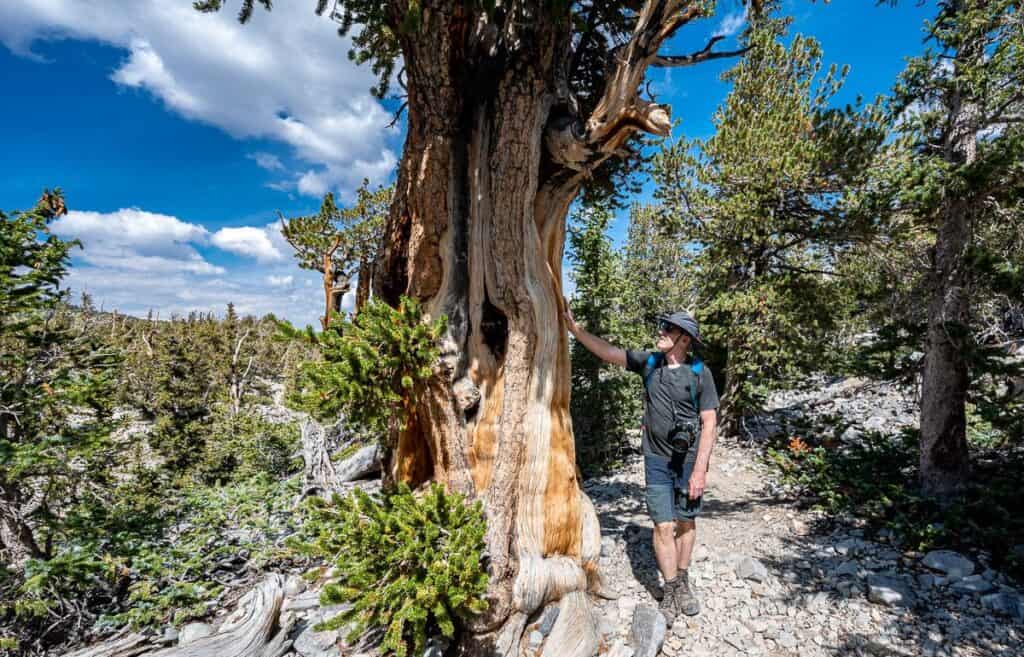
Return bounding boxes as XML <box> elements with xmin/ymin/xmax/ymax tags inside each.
<box><xmin>688</xmin><ymin>469</ymin><xmax>706</xmax><ymax>500</ymax></box>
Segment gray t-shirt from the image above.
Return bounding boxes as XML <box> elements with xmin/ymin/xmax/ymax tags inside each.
<box><xmin>626</xmin><ymin>350</ymin><xmax>720</xmax><ymax>458</ymax></box>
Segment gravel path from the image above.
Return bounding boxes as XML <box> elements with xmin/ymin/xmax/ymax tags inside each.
<box><xmin>585</xmin><ymin>433</ymin><xmax>1023</xmax><ymax>657</ymax></box>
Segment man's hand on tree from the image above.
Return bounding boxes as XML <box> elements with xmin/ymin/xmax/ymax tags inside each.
<box><xmin>563</xmin><ymin>299</ymin><xmax>579</xmax><ymax>336</ymax></box>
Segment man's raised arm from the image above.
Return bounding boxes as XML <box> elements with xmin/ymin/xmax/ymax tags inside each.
<box><xmin>563</xmin><ymin>303</ymin><xmax>627</xmax><ymax>368</ymax></box>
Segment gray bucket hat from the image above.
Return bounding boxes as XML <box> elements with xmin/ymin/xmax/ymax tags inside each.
<box><xmin>656</xmin><ymin>310</ymin><xmax>703</xmax><ymax>346</ymax></box>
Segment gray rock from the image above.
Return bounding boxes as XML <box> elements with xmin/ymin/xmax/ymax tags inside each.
<box><xmin>917</xmin><ymin>573</ymin><xmax>938</xmax><ymax>589</ymax></box>
<box><xmin>294</xmin><ymin>617</ymin><xmax>341</xmax><ymax>657</ymax></box>
<box><xmin>538</xmin><ymin>604</ymin><xmax>560</xmax><ymax>636</ymax></box>
<box><xmin>284</xmin><ymin>589</ymin><xmax>322</xmax><ymax>612</ymax></box>
<box><xmin>835</xmin><ymin>539</ymin><xmax>864</xmax><ymax>556</ymax></box>
<box><xmin>950</xmin><ymin>575</ymin><xmax>996</xmax><ymax>595</ymax></box>
<box><xmin>285</xmin><ymin>574</ymin><xmax>307</xmax><ymax>597</ymax></box>
<box><xmin>336</xmin><ymin>444</ymin><xmax>382</xmax><ymax>482</ymax></box>
<box><xmin>980</xmin><ymin>592</ymin><xmax>1021</xmax><ymax>617</ymax></box>
<box><xmin>528</xmin><ymin>630</ymin><xmax>544</xmax><ymax>649</ymax></box>
<box><xmin>834</xmin><ymin>561</ymin><xmax>861</xmax><ymax>578</ymax></box>
<box><xmin>630</xmin><ymin>605</ymin><xmax>667</xmax><ymax>657</ymax></box>
<box><xmin>922</xmin><ymin>550</ymin><xmax>975</xmax><ymax>579</ymax></box>
<box><xmin>178</xmin><ymin>622</ymin><xmax>214</xmax><ymax>646</ymax></box>
<box><xmin>161</xmin><ymin>627</ymin><xmax>179</xmax><ymax>644</ymax></box>
<box><xmin>867</xmin><ymin>575</ymin><xmax>915</xmax><ymax>607</ymax></box>
<box><xmin>736</xmin><ymin>556</ymin><xmax>769</xmax><ymax>583</ymax></box>
<box><xmin>423</xmin><ymin>638</ymin><xmax>448</xmax><ymax>657</ymax></box>
<box><xmin>777</xmin><ymin>631</ymin><xmax>798</xmax><ymax>649</ymax></box>
<box><xmin>606</xmin><ymin>641</ymin><xmax>636</xmax><ymax>657</ymax></box>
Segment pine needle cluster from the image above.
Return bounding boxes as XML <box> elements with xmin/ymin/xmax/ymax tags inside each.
<box><xmin>289</xmin><ymin>297</ymin><xmax>446</xmax><ymax>445</ymax></box>
<box><xmin>291</xmin><ymin>483</ymin><xmax>488</xmax><ymax>657</ymax></box>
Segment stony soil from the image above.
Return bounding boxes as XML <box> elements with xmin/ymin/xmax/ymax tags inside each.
<box><xmin>585</xmin><ymin>377</ymin><xmax>1023</xmax><ymax>657</ymax></box>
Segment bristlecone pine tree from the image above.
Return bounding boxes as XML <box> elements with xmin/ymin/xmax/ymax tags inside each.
<box><xmin>198</xmin><ymin>1</ymin><xmax>764</xmax><ymax>653</ymax></box>
<box><xmin>877</xmin><ymin>0</ymin><xmax>1024</xmax><ymax>497</ymax></box>
<box><xmin>280</xmin><ymin>180</ymin><xmax>390</xmax><ymax>329</ymax></box>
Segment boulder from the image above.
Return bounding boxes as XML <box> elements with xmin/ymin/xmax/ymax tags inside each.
<box><xmin>293</xmin><ymin>618</ymin><xmax>341</xmax><ymax>657</ymax></box>
<box><xmin>950</xmin><ymin>575</ymin><xmax>996</xmax><ymax>595</ymax></box>
<box><xmin>178</xmin><ymin>622</ymin><xmax>214</xmax><ymax>646</ymax></box>
<box><xmin>336</xmin><ymin>444</ymin><xmax>382</xmax><ymax>482</ymax></box>
<box><xmin>736</xmin><ymin>556</ymin><xmax>769</xmax><ymax>583</ymax></box>
<box><xmin>630</xmin><ymin>605</ymin><xmax>666</xmax><ymax>657</ymax></box>
<box><xmin>922</xmin><ymin>550</ymin><xmax>975</xmax><ymax>579</ymax></box>
<box><xmin>980</xmin><ymin>592</ymin><xmax>1022</xmax><ymax>618</ymax></box>
<box><xmin>867</xmin><ymin>575</ymin><xmax>915</xmax><ymax>607</ymax></box>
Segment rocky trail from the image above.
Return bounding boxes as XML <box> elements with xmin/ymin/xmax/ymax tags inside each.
<box><xmin>584</xmin><ymin>378</ymin><xmax>1023</xmax><ymax>657</ymax></box>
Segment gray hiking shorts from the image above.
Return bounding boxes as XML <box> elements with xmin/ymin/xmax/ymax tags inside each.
<box><xmin>644</xmin><ymin>451</ymin><xmax>702</xmax><ymax>524</ymax></box>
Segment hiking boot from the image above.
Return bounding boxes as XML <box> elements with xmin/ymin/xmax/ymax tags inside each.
<box><xmin>674</xmin><ymin>570</ymin><xmax>701</xmax><ymax>616</ymax></box>
<box><xmin>659</xmin><ymin>578</ymin><xmax>678</xmax><ymax>628</ymax></box>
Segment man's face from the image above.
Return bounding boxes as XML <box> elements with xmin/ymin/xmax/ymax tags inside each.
<box><xmin>656</xmin><ymin>321</ymin><xmax>690</xmax><ymax>354</ymax></box>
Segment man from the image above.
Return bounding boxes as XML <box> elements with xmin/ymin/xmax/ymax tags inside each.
<box><xmin>564</xmin><ymin>308</ymin><xmax>719</xmax><ymax>626</ymax></box>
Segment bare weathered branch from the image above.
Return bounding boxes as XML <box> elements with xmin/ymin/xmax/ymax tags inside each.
<box><xmin>652</xmin><ymin>35</ymin><xmax>752</xmax><ymax>68</ymax></box>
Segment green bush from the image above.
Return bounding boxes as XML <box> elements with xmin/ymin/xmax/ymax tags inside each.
<box><xmin>289</xmin><ymin>297</ymin><xmax>446</xmax><ymax>445</ymax></box>
<box><xmin>290</xmin><ymin>483</ymin><xmax>489</xmax><ymax>657</ymax></box>
<box><xmin>767</xmin><ymin>429</ymin><xmax>1024</xmax><ymax>580</ymax></box>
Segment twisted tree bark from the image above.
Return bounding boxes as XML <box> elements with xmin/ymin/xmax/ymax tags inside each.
<box><xmin>367</xmin><ymin>3</ymin><xmax>746</xmax><ymax>654</ymax></box>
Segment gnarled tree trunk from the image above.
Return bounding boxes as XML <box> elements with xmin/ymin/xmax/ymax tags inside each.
<box><xmin>368</xmin><ymin>2</ymin><xmax>734</xmax><ymax>655</ymax></box>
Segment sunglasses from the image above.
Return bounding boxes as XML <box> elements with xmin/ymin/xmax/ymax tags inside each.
<box><xmin>657</xmin><ymin>320</ymin><xmax>680</xmax><ymax>334</ymax></box>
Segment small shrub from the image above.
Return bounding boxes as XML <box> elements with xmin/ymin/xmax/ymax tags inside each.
<box><xmin>289</xmin><ymin>297</ymin><xmax>446</xmax><ymax>447</ymax></box>
<box><xmin>767</xmin><ymin>428</ymin><xmax>1024</xmax><ymax>580</ymax></box>
<box><xmin>290</xmin><ymin>483</ymin><xmax>489</xmax><ymax>657</ymax></box>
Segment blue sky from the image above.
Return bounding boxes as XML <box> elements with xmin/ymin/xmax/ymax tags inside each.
<box><xmin>1</xmin><ymin>1</ymin><xmax>933</xmax><ymax>328</ymax></box>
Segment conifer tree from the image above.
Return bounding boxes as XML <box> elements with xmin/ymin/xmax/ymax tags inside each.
<box><xmin>0</xmin><ymin>191</ymin><xmax>118</xmax><ymax>569</ymax></box>
<box><xmin>280</xmin><ymin>180</ymin><xmax>390</xmax><ymax>330</ymax></box>
<box><xmin>868</xmin><ymin>0</ymin><xmax>1024</xmax><ymax>496</ymax></box>
<box><xmin>650</xmin><ymin>24</ymin><xmax>885</xmax><ymax>432</ymax></box>
<box><xmin>567</xmin><ymin>204</ymin><xmax>639</xmax><ymax>473</ymax></box>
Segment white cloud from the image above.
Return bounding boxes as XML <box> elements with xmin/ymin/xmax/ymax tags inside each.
<box><xmin>266</xmin><ymin>274</ymin><xmax>294</xmax><ymax>287</ymax></box>
<box><xmin>211</xmin><ymin>225</ymin><xmax>283</xmax><ymax>262</ymax></box>
<box><xmin>52</xmin><ymin>207</ymin><xmax>323</xmax><ymax>327</ymax></box>
<box><xmin>714</xmin><ymin>8</ymin><xmax>748</xmax><ymax>38</ymax></box>
<box><xmin>248</xmin><ymin>151</ymin><xmax>285</xmax><ymax>171</ymax></box>
<box><xmin>0</xmin><ymin>0</ymin><xmax>398</xmax><ymax>197</ymax></box>
<box><xmin>51</xmin><ymin>208</ymin><xmax>223</xmax><ymax>275</ymax></box>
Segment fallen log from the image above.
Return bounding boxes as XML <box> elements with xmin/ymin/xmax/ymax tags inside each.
<box><xmin>65</xmin><ymin>574</ymin><xmax>291</xmax><ymax>657</ymax></box>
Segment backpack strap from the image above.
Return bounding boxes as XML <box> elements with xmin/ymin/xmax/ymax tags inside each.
<box><xmin>690</xmin><ymin>358</ymin><xmax>704</xmax><ymax>410</ymax></box>
<box><xmin>643</xmin><ymin>352</ymin><xmax>664</xmax><ymax>389</ymax></box>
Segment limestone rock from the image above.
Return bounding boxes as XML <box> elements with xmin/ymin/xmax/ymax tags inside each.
<box><xmin>630</xmin><ymin>605</ymin><xmax>667</xmax><ymax>657</ymax></box>
<box><xmin>950</xmin><ymin>575</ymin><xmax>996</xmax><ymax>595</ymax></box>
<box><xmin>867</xmin><ymin>575</ymin><xmax>915</xmax><ymax>607</ymax></box>
<box><xmin>922</xmin><ymin>550</ymin><xmax>975</xmax><ymax>579</ymax></box>
<box><xmin>293</xmin><ymin>618</ymin><xmax>341</xmax><ymax>657</ymax></box>
<box><xmin>335</xmin><ymin>444</ymin><xmax>382</xmax><ymax>482</ymax></box>
<box><xmin>980</xmin><ymin>592</ymin><xmax>1022</xmax><ymax>618</ymax></box>
<box><xmin>736</xmin><ymin>556</ymin><xmax>769</xmax><ymax>583</ymax></box>
<box><xmin>178</xmin><ymin>622</ymin><xmax>214</xmax><ymax>646</ymax></box>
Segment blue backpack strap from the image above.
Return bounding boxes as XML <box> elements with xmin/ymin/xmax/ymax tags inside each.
<box><xmin>643</xmin><ymin>352</ymin><xmax>663</xmax><ymax>389</ymax></box>
<box><xmin>690</xmin><ymin>357</ymin><xmax>704</xmax><ymax>410</ymax></box>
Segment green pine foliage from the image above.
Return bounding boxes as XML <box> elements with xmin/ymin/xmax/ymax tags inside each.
<box><xmin>651</xmin><ymin>23</ymin><xmax>885</xmax><ymax>429</ymax></box>
<box><xmin>289</xmin><ymin>297</ymin><xmax>446</xmax><ymax>445</ymax></box>
<box><xmin>845</xmin><ymin>0</ymin><xmax>1024</xmax><ymax>446</ymax></box>
<box><xmin>290</xmin><ymin>483</ymin><xmax>488</xmax><ymax>657</ymax></box>
<box><xmin>567</xmin><ymin>204</ymin><xmax>641</xmax><ymax>474</ymax></box>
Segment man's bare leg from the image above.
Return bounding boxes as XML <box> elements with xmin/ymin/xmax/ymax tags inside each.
<box><xmin>673</xmin><ymin>519</ymin><xmax>701</xmax><ymax>616</ymax></box>
<box><xmin>674</xmin><ymin>519</ymin><xmax>696</xmax><ymax>571</ymax></box>
<box><xmin>653</xmin><ymin>521</ymin><xmax>680</xmax><ymax>626</ymax></box>
<box><xmin>653</xmin><ymin>521</ymin><xmax>679</xmax><ymax>582</ymax></box>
